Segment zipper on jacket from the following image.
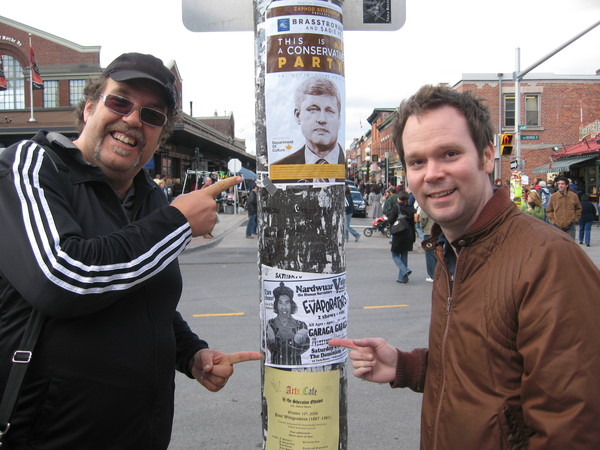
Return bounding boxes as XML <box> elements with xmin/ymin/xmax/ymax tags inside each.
<box><xmin>431</xmin><ymin>250</ymin><xmax>458</xmax><ymax>449</ymax></box>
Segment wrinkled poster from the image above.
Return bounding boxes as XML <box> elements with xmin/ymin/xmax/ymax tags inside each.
<box><xmin>261</xmin><ymin>265</ymin><xmax>348</xmax><ymax>368</ymax></box>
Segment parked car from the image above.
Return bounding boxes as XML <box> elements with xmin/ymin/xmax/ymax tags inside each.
<box><xmin>351</xmin><ymin>190</ymin><xmax>366</xmax><ymax>217</ymax></box>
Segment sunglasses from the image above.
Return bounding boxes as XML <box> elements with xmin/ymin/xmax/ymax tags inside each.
<box><xmin>99</xmin><ymin>94</ymin><xmax>167</xmax><ymax>127</ymax></box>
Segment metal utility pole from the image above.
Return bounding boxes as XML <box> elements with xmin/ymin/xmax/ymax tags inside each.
<box><xmin>513</xmin><ymin>19</ymin><xmax>600</xmax><ymax>165</ymax></box>
<box><xmin>254</xmin><ymin>1</ymin><xmax>348</xmax><ymax>448</ymax></box>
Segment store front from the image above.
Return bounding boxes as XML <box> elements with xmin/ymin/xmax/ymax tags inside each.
<box><xmin>532</xmin><ymin>130</ymin><xmax>600</xmax><ymax>199</ymax></box>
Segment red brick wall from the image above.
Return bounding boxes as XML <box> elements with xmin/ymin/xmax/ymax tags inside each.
<box><xmin>457</xmin><ymin>79</ymin><xmax>600</xmax><ymax>182</ymax></box>
<box><xmin>1</xmin><ymin>19</ymin><xmax>100</xmax><ymax>108</ymax></box>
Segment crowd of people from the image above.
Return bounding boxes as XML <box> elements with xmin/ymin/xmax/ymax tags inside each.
<box><xmin>353</xmin><ymin>170</ymin><xmax>599</xmax><ymax>286</ymax></box>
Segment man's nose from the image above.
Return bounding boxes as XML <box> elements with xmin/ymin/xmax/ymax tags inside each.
<box><xmin>122</xmin><ymin>107</ymin><xmax>144</xmax><ymax>127</ymax></box>
<box><xmin>424</xmin><ymin>161</ymin><xmax>443</xmax><ymax>182</ymax></box>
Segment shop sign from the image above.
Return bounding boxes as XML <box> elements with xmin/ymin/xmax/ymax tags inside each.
<box><xmin>579</xmin><ymin>119</ymin><xmax>600</xmax><ymax>141</ymax></box>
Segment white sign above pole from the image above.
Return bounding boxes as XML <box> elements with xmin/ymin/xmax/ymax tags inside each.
<box><xmin>182</xmin><ymin>0</ymin><xmax>406</xmax><ymax>32</ymax></box>
<box><xmin>228</xmin><ymin>158</ymin><xmax>242</xmax><ymax>173</ymax></box>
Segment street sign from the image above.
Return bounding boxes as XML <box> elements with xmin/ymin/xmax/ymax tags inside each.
<box><xmin>521</xmin><ymin>135</ymin><xmax>539</xmax><ymax>140</ymax></box>
<box><xmin>182</xmin><ymin>0</ymin><xmax>406</xmax><ymax>32</ymax></box>
<box><xmin>510</xmin><ymin>159</ymin><xmax>519</xmax><ymax>170</ymax></box>
<box><xmin>227</xmin><ymin>158</ymin><xmax>242</xmax><ymax>173</ymax></box>
<box><xmin>518</xmin><ymin>125</ymin><xmax>527</xmax><ymax>131</ymax></box>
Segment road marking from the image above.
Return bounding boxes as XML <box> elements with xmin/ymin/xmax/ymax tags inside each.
<box><xmin>193</xmin><ymin>312</ymin><xmax>246</xmax><ymax>317</ymax></box>
<box><xmin>363</xmin><ymin>304</ymin><xmax>408</xmax><ymax>309</ymax></box>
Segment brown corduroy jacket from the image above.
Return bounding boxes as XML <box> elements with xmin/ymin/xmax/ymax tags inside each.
<box><xmin>392</xmin><ymin>186</ymin><xmax>600</xmax><ymax>449</ymax></box>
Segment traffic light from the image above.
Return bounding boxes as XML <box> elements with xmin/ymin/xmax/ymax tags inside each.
<box><xmin>500</xmin><ymin>133</ymin><xmax>514</xmax><ymax>156</ymax></box>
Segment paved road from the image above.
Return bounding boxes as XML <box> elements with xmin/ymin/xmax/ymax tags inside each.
<box><xmin>169</xmin><ymin>214</ymin><xmax>600</xmax><ymax>449</ymax></box>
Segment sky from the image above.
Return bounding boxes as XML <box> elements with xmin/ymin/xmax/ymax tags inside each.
<box><xmin>2</xmin><ymin>0</ymin><xmax>599</xmax><ymax>155</ymax></box>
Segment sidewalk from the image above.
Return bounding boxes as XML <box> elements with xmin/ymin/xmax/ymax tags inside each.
<box><xmin>183</xmin><ymin>211</ymin><xmax>248</xmax><ymax>252</ymax></box>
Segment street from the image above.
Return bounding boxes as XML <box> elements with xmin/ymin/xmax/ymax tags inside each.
<box><xmin>169</xmin><ymin>215</ymin><xmax>600</xmax><ymax>449</ymax></box>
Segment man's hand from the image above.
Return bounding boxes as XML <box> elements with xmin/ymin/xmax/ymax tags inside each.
<box><xmin>190</xmin><ymin>348</ymin><xmax>262</xmax><ymax>392</ymax></box>
<box><xmin>328</xmin><ymin>338</ymin><xmax>398</xmax><ymax>384</ymax></box>
<box><xmin>171</xmin><ymin>176</ymin><xmax>241</xmax><ymax>237</ymax></box>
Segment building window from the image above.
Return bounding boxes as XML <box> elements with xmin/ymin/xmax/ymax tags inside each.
<box><xmin>525</xmin><ymin>94</ymin><xmax>540</xmax><ymax>126</ymax></box>
<box><xmin>161</xmin><ymin>157</ymin><xmax>173</xmax><ymax>177</ymax></box>
<box><xmin>69</xmin><ymin>79</ymin><xmax>85</xmax><ymax>106</ymax></box>
<box><xmin>43</xmin><ymin>80</ymin><xmax>59</xmax><ymax>108</ymax></box>
<box><xmin>504</xmin><ymin>95</ymin><xmax>515</xmax><ymax>128</ymax></box>
<box><xmin>0</xmin><ymin>55</ymin><xmax>25</xmax><ymax>110</ymax></box>
<box><xmin>504</xmin><ymin>94</ymin><xmax>540</xmax><ymax>128</ymax></box>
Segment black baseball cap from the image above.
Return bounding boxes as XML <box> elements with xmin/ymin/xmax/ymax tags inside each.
<box><xmin>103</xmin><ymin>53</ymin><xmax>176</xmax><ymax>108</ymax></box>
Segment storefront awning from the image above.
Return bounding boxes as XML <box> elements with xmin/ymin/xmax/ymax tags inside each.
<box><xmin>531</xmin><ymin>154</ymin><xmax>598</xmax><ymax>174</ymax></box>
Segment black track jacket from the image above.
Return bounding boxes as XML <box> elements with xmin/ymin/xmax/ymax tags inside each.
<box><xmin>0</xmin><ymin>131</ymin><xmax>208</xmax><ymax>449</ymax></box>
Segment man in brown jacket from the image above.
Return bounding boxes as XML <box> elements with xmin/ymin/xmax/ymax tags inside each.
<box><xmin>545</xmin><ymin>176</ymin><xmax>582</xmax><ymax>239</ymax></box>
<box><xmin>330</xmin><ymin>85</ymin><xmax>600</xmax><ymax>449</ymax></box>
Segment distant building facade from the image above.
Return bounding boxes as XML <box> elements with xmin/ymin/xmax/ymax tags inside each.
<box><xmin>348</xmin><ymin>72</ymin><xmax>600</xmax><ymax>195</ymax></box>
<box><xmin>0</xmin><ymin>15</ymin><xmax>255</xmax><ymax>188</ymax></box>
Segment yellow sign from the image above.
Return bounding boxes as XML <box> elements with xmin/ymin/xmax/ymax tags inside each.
<box><xmin>264</xmin><ymin>367</ymin><xmax>339</xmax><ymax>449</ymax></box>
<box><xmin>269</xmin><ymin>163</ymin><xmax>346</xmax><ymax>181</ymax></box>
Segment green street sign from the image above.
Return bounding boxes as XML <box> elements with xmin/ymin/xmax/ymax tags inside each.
<box><xmin>518</xmin><ymin>125</ymin><xmax>527</xmax><ymax>131</ymax></box>
<box><xmin>521</xmin><ymin>135</ymin><xmax>539</xmax><ymax>140</ymax></box>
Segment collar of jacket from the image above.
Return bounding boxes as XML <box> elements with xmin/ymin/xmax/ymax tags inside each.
<box><xmin>422</xmin><ymin>185</ymin><xmax>516</xmax><ymax>251</ymax></box>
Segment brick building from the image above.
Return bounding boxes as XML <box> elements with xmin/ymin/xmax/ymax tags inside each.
<box><xmin>349</xmin><ymin>72</ymin><xmax>600</xmax><ymax>196</ymax></box>
<box><xmin>0</xmin><ymin>15</ymin><xmax>255</xmax><ymax>188</ymax></box>
<box><xmin>455</xmin><ymin>73</ymin><xmax>600</xmax><ymax>194</ymax></box>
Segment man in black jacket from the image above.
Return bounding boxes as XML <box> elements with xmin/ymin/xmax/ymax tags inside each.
<box><xmin>0</xmin><ymin>53</ymin><xmax>261</xmax><ymax>449</ymax></box>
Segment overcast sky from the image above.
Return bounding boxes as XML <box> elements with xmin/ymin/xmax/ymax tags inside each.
<box><xmin>2</xmin><ymin>0</ymin><xmax>599</xmax><ymax>154</ymax></box>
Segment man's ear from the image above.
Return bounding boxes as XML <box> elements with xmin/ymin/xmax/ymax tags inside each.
<box><xmin>82</xmin><ymin>100</ymin><xmax>95</xmax><ymax>124</ymax></box>
<box><xmin>483</xmin><ymin>143</ymin><xmax>495</xmax><ymax>174</ymax></box>
<box><xmin>294</xmin><ymin>108</ymin><xmax>301</xmax><ymax>125</ymax></box>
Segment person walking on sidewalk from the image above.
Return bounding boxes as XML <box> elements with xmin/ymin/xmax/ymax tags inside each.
<box><xmin>246</xmin><ymin>184</ymin><xmax>258</xmax><ymax>238</ymax></box>
<box><xmin>546</xmin><ymin>176</ymin><xmax>582</xmax><ymax>239</ymax></box>
<box><xmin>388</xmin><ymin>191</ymin><xmax>415</xmax><ymax>283</ymax></box>
<box><xmin>345</xmin><ymin>186</ymin><xmax>360</xmax><ymax>242</ymax></box>
<box><xmin>578</xmin><ymin>193</ymin><xmax>596</xmax><ymax>246</ymax></box>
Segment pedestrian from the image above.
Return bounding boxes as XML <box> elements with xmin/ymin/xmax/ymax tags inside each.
<box><xmin>388</xmin><ymin>191</ymin><xmax>415</xmax><ymax>283</ymax></box>
<box><xmin>578</xmin><ymin>193</ymin><xmax>596</xmax><ymax>246</ymax></box>
<box><xmin>330</xmin><ymin>84</ymin><xmax>600</xmax><ymax>449</ymax></box>
<box><xmin>418</xmin><ymin>205</ymin><xmax>436</xmax><ymax>282</ymax></box>
<box><xmin>545</xmin><ymin>175</ymin><xmax>582</xmax><ymax>239</ymax></box>
<box><xmin>344</xmin><ymin>185</ymin><xmax>361</xmax><ymax>242</ymax></box>
<box><xmin>519</xmin><ymin>189</ymin><xmax>545</xmax><ymax>220</ymax></box>
<box><xmin>382</xmin><ymin>186</ymin><xmax>397</xmax><ymax>217</ymax></box>
<box><xmin>246</xmin><ymin>184</ymin><xmax>258</xmax><ymax>238</ymax></box>
<box><xmin>368</xmin><ymin>185</ymin><xmax>383</xmax><ymax>219</ymax></box>
<box><xmin>537</xmin><ymin>180</ymin><xmax>551</xmax><ymax>222</ymax></box>
<box><xmin>0</xmin><ymin>52</ymin><xmax>262</xmax><ymax>449</ymax></box>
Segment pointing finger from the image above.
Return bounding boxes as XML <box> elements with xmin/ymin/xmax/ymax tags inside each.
<box><xmin>202</xmin><ymin>176</ymin><xmax>242</xmax><ymax>198</ymax></box>
<box><xmin>222</xmin><ymin>351</ymin><xmax>263</xmax><ymax>365</ymax></box>
<box><xmin>328</xmin><ymin>338</ymin><xmax>362</xmax><ymax>350</ymax></box>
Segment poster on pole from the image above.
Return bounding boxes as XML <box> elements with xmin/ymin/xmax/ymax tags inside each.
<box><xmin>261</xmin><ymin>265</ymin><xmax>348</xmax><ymax>368</ymax></box>
<box><xmin>264</xmin><ymin>367</ymin><xmax>339</xmax><ymax>450</ymax></box>
<box><xmin>265</xmin><ymin>0</ymin><xmax>346</xmax><ymax>185</ymax></box>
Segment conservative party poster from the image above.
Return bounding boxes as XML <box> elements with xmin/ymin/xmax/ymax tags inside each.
<box><xmin>265</xmin><ymin>0</ymin><xmax>346</xmax><ymax>185</ymax></box>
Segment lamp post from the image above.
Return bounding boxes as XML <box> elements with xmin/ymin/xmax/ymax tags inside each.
<box><xmin>365</xmin><ymin>147</ymin><xmax>371</xmax><ymax>184</ymax></box>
